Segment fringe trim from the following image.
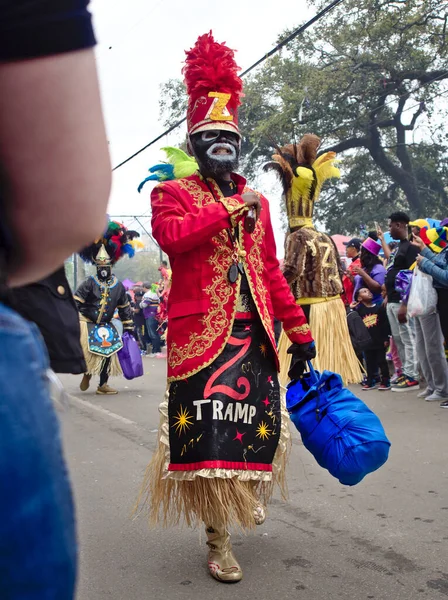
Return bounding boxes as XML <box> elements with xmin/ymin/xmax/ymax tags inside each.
<box><xmin>279</xmin><ymin>297</ymin><xmax>362</xmax><ymax>387</ymax></box>
<box><xmin>79</xmin><ymin>320</ymin><xmax>122</xmax><ymax>377</ymax></box>
<box><xmin>134</xmin><ymin>386</ymin><xmax>291</xmax><ymax>530</ymax></box>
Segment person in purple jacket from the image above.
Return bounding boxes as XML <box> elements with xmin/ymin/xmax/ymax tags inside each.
<box><xmin>352</xmin><ymin>238</ymin><xmax>386</xmax><ymax>306</ymax></box>
<box><xmin>140</xmin><ymin>283</ymin><xmax>162</xmax><ymax>357</ymax></box>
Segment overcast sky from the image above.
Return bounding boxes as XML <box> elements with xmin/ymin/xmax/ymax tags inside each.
<box><xmin>90</xmin><ymin>0</ymin><xmax>313</xmax><ymax>251</ymax></box>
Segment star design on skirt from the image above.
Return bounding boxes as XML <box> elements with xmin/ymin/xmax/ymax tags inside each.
<box><xmin>256</xmin><ymin>421</ymin><xmax>272</xmax><ymax>441</ymax></box>
<box><xmin>172</xmin><ymin>405</ymin><xmax>194</xmax><ymax>437</ymax></box>
<box><xmin>267</xmin><ymin>376</ymin><xmax>273</xmax><ymax>384</ymax></box>
<box><xmin>262</xmin><ymin>397</ymin><xmax>270</xmax><ymax>407</ymax></box>
<box><xmin>244</xmin><ymin>325</ymin><xmax>251</xmax><ymax>332</ymax></box>
<box><xmin>233</xmin><ymin>430</ymin><xmax>246</xmax><ymax>444</ymax></box>
<box><xmin>259</xmin><ymin>342</ymin><xmax>268</xmax><ymax>357</ymax></box>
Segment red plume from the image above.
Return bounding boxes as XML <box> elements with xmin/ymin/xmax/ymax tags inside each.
<box><xmin>183</xmin><ymin>31</ymin><xmax>243</xmax><ymax>113</ymax></box>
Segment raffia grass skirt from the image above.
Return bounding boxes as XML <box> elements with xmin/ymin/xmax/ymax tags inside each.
<box><xmin>135</xmin><ymin>387</ymin><xmax>291</xmax><ymax>530</ymax></box>
<box><xmin>278</xmin><ymin>297</ymin><xmax>362</xmax><ymax>387</ymax></box>
<box><xmin>79</xmin><ymin>319</ymin><xmax>122</xmax><ymax>377</ymax></box>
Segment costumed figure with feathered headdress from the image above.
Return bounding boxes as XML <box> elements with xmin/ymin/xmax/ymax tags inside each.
<box><xmin>135</xmin><ymin>32</ymin><xmax>317</xmax><ymax>583</ymax></box>
<box><xmin>75</xmin><ymin>220</ymin><xmax>140</xmax><ymax>395</ymax></box>
<box><xmin>264</xmin><ymin>135</ymin><xmax>363</xmax><ymax>386</ymax></box>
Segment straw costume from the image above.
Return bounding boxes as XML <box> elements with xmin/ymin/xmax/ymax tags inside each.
<box><xmin>265</xmin><ymin>136</ymin><xmax>362</xmax><ymax>386</ymax></box>
<box><xmin>137</xmin><ymin>32</ymin><xmax>315</xmax><ymax>583</ymax></box>
<box><xmin>75</xmin><ymin>221</ymin><xmax>140</xmax><ymax>395</ymax></box>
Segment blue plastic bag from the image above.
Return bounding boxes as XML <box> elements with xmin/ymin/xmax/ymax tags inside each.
<box><xmin>286</xmin><ymin>362</ymin><xmax>390</xmax><ymax>486</ymax></box>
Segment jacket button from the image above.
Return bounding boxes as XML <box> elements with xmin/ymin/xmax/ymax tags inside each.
<box><xmin>57</xmin><ymin>285</ymin><xmax>65</xmax><ymax>295</ymax></box>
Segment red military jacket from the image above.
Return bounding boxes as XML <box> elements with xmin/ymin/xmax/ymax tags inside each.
<box><xmin>150</xmin><ymin>173</ymin><xmax>313</xmax><ymax>382</ymax></box>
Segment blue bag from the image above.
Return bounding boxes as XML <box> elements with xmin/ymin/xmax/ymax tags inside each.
<box><xmin>286</xmin><ymin>362</ymin><xmax>390</xmax><ymax>486</ymax></box>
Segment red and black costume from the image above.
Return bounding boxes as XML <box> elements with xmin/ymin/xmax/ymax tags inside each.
<box><xmin>138</xmin><ymin>33</ymin><xmax>312</xmax><ymax>539</ymax></box>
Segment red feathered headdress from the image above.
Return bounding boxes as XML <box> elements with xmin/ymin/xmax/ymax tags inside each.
<box><xmin>183</xmin><ymin>31</ymin><xmax>243</xmax><ymax>137</ymax></box>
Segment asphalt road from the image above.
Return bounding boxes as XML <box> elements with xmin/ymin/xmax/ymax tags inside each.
<box><xmin>59</xmin><ymin>358</ymin><xmax>448</xmax><ymax>600</ymax></box>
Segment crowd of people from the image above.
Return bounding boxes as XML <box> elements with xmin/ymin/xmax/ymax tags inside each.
<box><xmin>343</xmin><ymin>212</ymin><xmax>448</xmax><ymax>406</ymax></box>
<box><xmin>128</xmin><ymin>261</ymin><xmax>171</xmax><ymax>358</ymax></box>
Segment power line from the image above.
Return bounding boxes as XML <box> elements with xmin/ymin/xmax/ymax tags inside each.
<box><xmin>112</xmin><ymin>0</ymin><xmax>345</xmax><ymax>171</ymax></box>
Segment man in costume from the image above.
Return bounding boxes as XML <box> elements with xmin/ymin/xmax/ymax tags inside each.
<box><xmin>265</xmin><ymin>136</ymin><xmax>363</xmax><ymax>385</ymax></box>
<box><xmin>75</xmin><ymin>220</ymin><xmax>140</xmax><ymax>395</ymax></box>
<box><xmin>137</xmin><ymin>32</ymin><xmax>316</xmax><ymax>583</ymax></box>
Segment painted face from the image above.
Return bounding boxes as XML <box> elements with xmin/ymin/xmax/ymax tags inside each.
<box><xmin>189</xmin><ymin>129</ymin><xmax>241</xmax><ymax>177</ymax></box>
<box><xmin>96</xmin><ymin>265</ymin><xmax>112</xmax><ymax>281</ymax></box>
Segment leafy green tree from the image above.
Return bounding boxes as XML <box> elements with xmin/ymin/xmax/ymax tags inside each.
<box><xmin>159</xmin><ymin>0</ymin><xmax>448</xmax><ymax>232</ymax></box>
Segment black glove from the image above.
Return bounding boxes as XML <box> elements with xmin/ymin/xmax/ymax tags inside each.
<box><xmin>287</xmin><ymin>342</ymin><xmax>316</xmax><ymax>380</ymax></box>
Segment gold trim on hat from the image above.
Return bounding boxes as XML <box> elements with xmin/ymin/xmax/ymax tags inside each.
<box><xmin>189</xmin><ymin>121</ymin><xmax>241</xmax><ymax>137</ymax></box>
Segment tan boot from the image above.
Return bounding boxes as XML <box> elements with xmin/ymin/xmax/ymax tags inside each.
<box><xmin>96</xmin><ymin>384</ymin><xmax>118</xmax><ymax>395</ymax></box>
<box><xmin>80</xmin><ymin>374</ymin><xmax>92</xmax><ymax>391</ymax></box>
<box><xmin>206</xmin><ymin>526</ymin><xmax>242</xmax><ymax>583</ymax></box>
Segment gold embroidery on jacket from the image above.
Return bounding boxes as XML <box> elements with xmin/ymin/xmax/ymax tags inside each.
<box><xmin>168</xmin><ymin>230</ymin><xmax>236</xmax><ymax>371</ymax></box>
<box><xmin>240</xmin><ymin>218</ymin><xmax>275</xmax><ymax>345</ymax></box>
<box><xmin>284</xmin><ymin>324</ymin><xmax>311</xmax><ymax>336</ymax></box>
<box><xmin>177</xmin><ymin>178</ymin><xmax>214</xmax><ymax>208</ymax></box>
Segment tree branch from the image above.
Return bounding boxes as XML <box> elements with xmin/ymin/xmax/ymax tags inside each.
<box><xmin>403</xmin><ymin>102</ymin><xmax>426</xmax><ymax>130</ymax></box>
<box><xmin>319</xmin><ymin>137</ymin><xmax>368</xmax><ymax>154</ymax></box>
<box><xmin>398</xmin><ymin>69</ymin><xmax>448</xmax><ymax>84</ymax></box>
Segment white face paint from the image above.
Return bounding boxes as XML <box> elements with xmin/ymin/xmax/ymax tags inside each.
<box><xmin>205</xmin><ymin>142</ymin><xmax>237</xmax><ymax>162</ymax></box>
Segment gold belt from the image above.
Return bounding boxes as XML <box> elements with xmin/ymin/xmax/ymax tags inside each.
<box><xmin>296</xmin><ymin>295</ymin><xmax>341</xmax><ymax>306</ymax></box>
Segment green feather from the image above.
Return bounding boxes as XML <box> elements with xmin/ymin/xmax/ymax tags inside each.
<box><xmin>108</xmin><ymin>221</ymin><xmax>121</xmax><ymax>232</ymax></box>
<box><xmin>162</xmin><ymin>147</ymin><xmax>192</xmax><ymax>164</ymax></box>
<box><xmin>161</xmin><ymin>146</ymin><xmax>198</xmax><ymax>179</ymax></box>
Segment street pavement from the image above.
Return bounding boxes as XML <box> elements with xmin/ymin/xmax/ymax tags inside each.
<box><xmin>59</xmin><ymin>358</ymin><xmax>448</xmax><ymax>600</ymax></box>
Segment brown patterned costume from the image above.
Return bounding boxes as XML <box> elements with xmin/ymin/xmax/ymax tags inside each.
<box><xmin>265</xmin><ymin>135</ymin><xmax>362</xmax><ymax>385</ymax></box>
<box><xmin>284</xmin><ymin>227</ymin><xmax>343</xmax><ymax>300</ymax></box>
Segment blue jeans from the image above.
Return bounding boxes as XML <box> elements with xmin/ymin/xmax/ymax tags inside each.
<box><xmin>0</xmin><ymin>302</ymin><xmax>77</xmax><ymax>599</ymax></box>
<box><xmin>146</xmin><ymin>316</ymin><xmax>161</xmax><ymax>354</ymax></box>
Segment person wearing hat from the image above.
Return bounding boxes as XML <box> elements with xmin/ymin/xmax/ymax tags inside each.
<box><xmin>352</xmin><ymin>238</ymin><xmax>386</xmax><ymax>306</ymax></box>
<box><xmin>409</xmin><ymin>218</ymin><xmax>430</xmax><ymax>237</ymax></box>
<box><xmin>342</xmin><ymin>238</ymin><xmax>362</xmax><ymax>306</ymax></box>
<box><xmin>412</xmin><ymin>226</ymin><xmax>448</xmax><ymax>405</ymax></box>
<box><xmin>136</xmin><ymin>32</ymin><xmax>314</xmax><ymax>583</ymax></box>
<box><xmin>265</xmin><ymin>136</ymin><xmax>363</xmax><ymax>387</ymax></box>
<box><xmin>75</xmin><ymin>221</ymin><xmax>140</xmax><ymax>395</ymax></box>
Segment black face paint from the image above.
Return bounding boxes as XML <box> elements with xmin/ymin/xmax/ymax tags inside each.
<box><xmin>97</xmin><ymin>265</ymin><xmax>112</xmax><ymax>282</ymax></box>
<box><xmin>190</xmin><ymin>130</ymin><xmax>240</xmax><ymax>178</ymax></box>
